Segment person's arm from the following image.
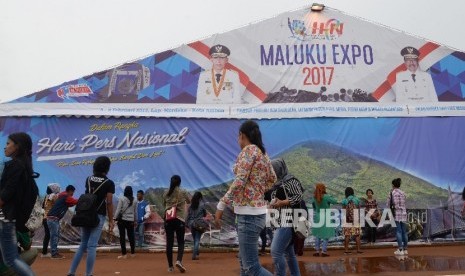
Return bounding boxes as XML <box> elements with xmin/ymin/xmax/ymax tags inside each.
<box><xmin>106</xmin><ymin>192</ymin><xmax>114</xmax><ymax>231</ymax></box>
<box><xmin>0</xmin><ymin>162</ymin><xmax>23</xmax><ymax>207</ymax></box>
<box><xmin>184</xmin><ymin>191</ymin><xmax>191</xmax><ymax>204</ymax></box>
<box><xmin>113</xmin><ymin>197</ymin><xmax>122</xmax><ymax>220</ymax></box>
<box><xmin>217</xmin><ymin>147</ymin><xmax>256</xmax><ymax>211</ymax></box>
<box><xmin>144</xmin><ymin>204</ymin><xmax>151</xmax><ymax>220</ymax></box>
<box><xmin>66</xmin><ymin>196</ymin><xmax>78</xmax><ymax>207</ymax></box>
<box><xmin>425</xmin><ymin>72</ymin><xmax>438</xmax><ymax>101</ymax></box>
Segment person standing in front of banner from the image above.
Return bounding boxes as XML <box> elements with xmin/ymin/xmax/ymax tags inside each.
<box><xmin>0</xmin><ymin>132</ymin><xmax>36</xmax><ymax>276</ymax></box>
<box><xmin>268</xmin><ymin>158</ymin><xmax>303</xmax><ymax>276</ymax></box>
<box><xmin>186</xmin><ymin>191</ymin><xmax>207</xmax><ymax>261</ymax></box>
<box><xmin>312</xmin><ymin>183</ymin><xmax>338</xmax><ymax>257</ymax></box>
<box><xmin>67</xmin><ymin>156</ymin><xmax>115</xmax><ymax>276</ymax></box>
<box><xmin>215</xmin><ymin>120</ymin><xmax>277</xmax><ymax>276</ymax></box>
<box><xmin>135</xmin><ymin>190</ymin><xmax>151</xmax><ymax>248</ymax></box>
<box><xmin>41</xmin><ymin>183</ymin><xmax>61</xmax><ymax>258</ymax></box>
<box><xmin>114</xmin><ymin>186</ymin><xmax>136</xmax><ymax>259</ymax></box>
<box><xmin>163</xmin><ymin>175</ymin><xmax>190</xmax><ymax>273</ymax></box>
<box><xmin>387</xmin><ymin>178</ymin><xmax>408</xmax><ymax>256</ymax></box>
<box><xmin>364</xmin><ymin>189</ymin><xmax>380</xmax><ymax>245</ymax></box>
<box><xmin>393</xmin><ymin>46</ymin><xmax>438</xmax><ymax>102</ymax></box>
<box><xmin>196</xmin><ymin>44</ymin><xmax>244</xmax><ymax>104</ymax></box>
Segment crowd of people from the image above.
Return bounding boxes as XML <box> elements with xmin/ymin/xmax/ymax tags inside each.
<box><xmin>0</xmin><ymin>126</ymin><xmax>410</xmax><ymax>275</ymax></box>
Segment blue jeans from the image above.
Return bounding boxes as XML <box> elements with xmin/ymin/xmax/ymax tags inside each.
<box><xmin>315</xmin><ymin>237</ymin><xmax>328</xmax><ymax>253</ymax></box>
<box><xmin>136</xmin><ymin>222</ymin><xmax>145</xmax><ymax>247</ymax></box>
<box><xmin>0</xmin><ymin>221</ymin><xmax>35</xmax><ymax>276</ymax></box>
<box><xmin>191</xmin><ymin>228</ymin><xmax>201</xmax><ymax>258</ymax></box>
<box><xmin>271</xmin><ymin>227</ymin><xmax>300</xmax><ymax>276</ymax></box>
<box><xmin>236</xmin><ymin>214</ymin><xmax>272</xmax><ymax>276</ymax></box>
<box><xmin>395</xmin><ymin>221</ymin><xmax>408</xmax><ymax>250</ymax></box>
<box><xmin>47</xmin><ymin>219</ymin><xmax>60</xmax><ymax>256</ymax></box>
<box><xmin>68</xmin><ymin>214</ymin><xmax>105</xmax><ymax>276</ymax></box>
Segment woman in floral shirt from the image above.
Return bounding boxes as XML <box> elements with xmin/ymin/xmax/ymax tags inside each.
<box><xmin>215</xmin><ymin>120</ymin><xmax>277</xmax><ymax>276</ymax></box>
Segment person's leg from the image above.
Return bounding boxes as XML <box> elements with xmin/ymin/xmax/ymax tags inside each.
<box><xmin>175</xmin><ymin>220</ymin><xmax>186</xmax><ymax>263</ymax></box>
<box><xmin>42</xmin><ymin>219</ymin><xmax>50</xmax><ymax>255</ymax></box>
<box><xmin>237</xmin><ymin>214</ymin><xmax>272</xmax><ymax>276</ymax></box>
<box><xmin>271</xmin><ymin>227</ymin><xmax>287</xmax><ymax>276</ymax></box>
<box><xmin>394</xmin><ymin>221</ymin><xmax>403</xmax><ymax>250</ymax></box>
<box><xmin>192</xmin><ymin>230</ymin><xmax>200</xmax><ymax>259</ymax></box>
<box><xmin>314</xmin><ymin>237</ymin><xmax>321</xmax><ymax>255</ymax></box>
<box><xmin>0</xmin><ymin>221</ymin><xmax>35</xmax><ymax>276</ymax></box>
<box><xmin>117</xmin><ymin>221</ymin><xmax>127</xmax><ymax>256</ymax></box>
<box><xmin>259</xmin><ymin>228</ymin><xmax>267</xmax><ymax>253</ymax></box>
<box><xmin>356</xmin><ymin>235</ymin><xmax>362</xmax><ymax>253</ymax></box>
<box><xmin>85</xmin><ymin>214</ymin><xmax>105</xmax><ymax>276</ymax></box>
<box><xmin>401</xmin><ymin>222</ymin><xmax>408</xmax><ymax>250</ymax></box>
<box><xmin>126</xmin><ymin>221</ymin><xmax>136</xmax><ymax>255</ymax></box>
<box><xmin>48</xmin><ymin>220</ymin><xmax>61</xmax><ymax>257</ymax></box>
<box><xmin>283</xmin><ymin>229</ymin><xmax>300</xmax><ymax>276</ymax></box>
<box><xmin>322</xmin><ymin>239</ymin><xmax>328</xmax><ymax>254</ymax></box>
<box><xmin>136</xmin><ymin>222</ymin><xmax>145</xmax><ymax>247</ymax></box>
<box><xmin>68</xmin><ymin>227</ymin><xmax>91</xmax><ymax>275</ymax></box>
<box><xmin>371</xmin><ymin>226</ymin><xmax>377</xmax><ymax>243</ymax></box>
<box><xmin>344</xmin><ymin>235</ymin><xmax>350</xmax><ymax>253</ymax></box>
<box><xmin>165</xmin><ymin>220</ymin><xmax>175</xmax><ymax>268</ymax></box>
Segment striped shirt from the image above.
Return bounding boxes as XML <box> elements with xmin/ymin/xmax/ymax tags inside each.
<box><xmin>270</xmin><ymin>178</ymin><xmax>304</xmax><ymax>226</ymax></box>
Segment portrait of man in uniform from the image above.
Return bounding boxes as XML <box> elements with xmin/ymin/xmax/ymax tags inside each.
<box><xmin>196</xmin><ymin>44</ymin><xmax>244</xmax><ymax>104</ymax></box>
<box><xmin>393</xmin><ymin>46</ymin><xmax>438</xmax><ymax>102</ymax></box>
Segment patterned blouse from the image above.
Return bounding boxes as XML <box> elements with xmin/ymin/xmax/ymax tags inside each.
<box><xmin>387</xmin><ymin>188</ymin><xmax>407</xmax><ymax>222</ymax></box>
<box><xmin>218</xmin><ymin>144</ymin><xmax>276</xmax><ymax>215</ymax></box>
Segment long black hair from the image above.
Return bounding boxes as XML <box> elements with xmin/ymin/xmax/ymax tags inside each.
<box><xmin>8</xmin><ymin>132</ymin><xmax>33</xmax><ymax>175</ymax></box>
<box><xmin>124</xmin><ymin>186</ymin><xmax>134</xmax><ymax>206</ymax></box>
<box><xmin>167</xmin><ymin>175</ymin><xmax>181</xmax><ymax>197</ymax></box>
<box><xmin>190</xmin><ymin>191</ymin><xmax>203</xmax><ymax>210</ymax></box>
<box><xmin>239</xmin><ymin>120</ymin><xmax>266</xmax><ymax>154</ymax></box>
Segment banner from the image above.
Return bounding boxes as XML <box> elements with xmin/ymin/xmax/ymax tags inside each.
<box><xmin>1</xmin><ymin>116</ymin><xmax>465</xmax><ymax>245</ymax></box>
<box><xmin>4</xmin><ymin>6</ymin><xmax>464</xmax><ymax>118</ymax></box>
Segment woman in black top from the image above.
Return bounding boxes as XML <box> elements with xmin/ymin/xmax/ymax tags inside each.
<box><xmin>0</xmin><ymin>132</ymin><xmax>36</xmax><ymax>276</ymax></box>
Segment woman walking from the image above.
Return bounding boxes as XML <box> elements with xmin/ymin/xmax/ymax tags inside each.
<box><xmin>163</xmin><ymin>175</ymin><xmax>190</xmax><ymax>273</ymax></box>
<box><xmin>186</xmin><ymin>191</ymin><xmax>207</xmax><ymax>260</ymax></box>
<box><xmin>269</xmin><ymin>158</ymin><xmax>303</xmax><ymax>276</ymax></box>
<box><xmin>67</xmin><ymin>156</ymin><xmax>115</xmax><ymax>276</ymax></box>
<box><xmin>215</xmin><ymin>120</ymin><xmax>277</xmax><ymax>276</ymax></box>
<box><xmin>114</xmin><ymin>186</ymin><xmax>136</xmax><ymax>259</ymax></box>
<box><xmin>0</xmin><ymin>132</ymin><xmax>37</xmax><ymax>276</ymax></box>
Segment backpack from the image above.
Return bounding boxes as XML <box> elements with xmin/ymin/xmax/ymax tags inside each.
<box><xmin>71</xmin><ymin>178</ymin><xmax>108</xmax><ymax>228</ymax></box>
<box><xmin>24</xmin><ymin>172</ymin><xmax>43</xmax><ymax>232</ymax></box>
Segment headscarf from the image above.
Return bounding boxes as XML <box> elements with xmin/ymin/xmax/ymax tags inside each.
<box><xmin>271</xmin><ymin>158</ymin><xmax>294</xmax><ymax>186</ymax></box>
<box><xmin>47</xmin><ymin>183</ymin><xmax>61</xmax><ymax>200</ymax></box>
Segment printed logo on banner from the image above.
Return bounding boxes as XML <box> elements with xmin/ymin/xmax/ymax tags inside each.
<box><xmin>288</xmin><ymin>18</ymin><xmax>344</xmax><ymax>41</ymax></box>
<box><xmin>56</xmin><ymin>84</ymin><xmax>93</xmax><ymax>99</ymax></box>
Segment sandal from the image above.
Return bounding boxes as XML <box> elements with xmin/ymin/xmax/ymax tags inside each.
<box><xmin>313</xmin><ymin>252</ymin><xmax>320</xmax><ymax>257</ymax></box>
<box><xmin>344</xmin><ymin>251</ymin><xmax>352</xmax><ymax>255</ymax></box>
<box><xmin>321</xmin><ymin>253</ymin><xmax>330</xmax><ymax>257</ymax></box>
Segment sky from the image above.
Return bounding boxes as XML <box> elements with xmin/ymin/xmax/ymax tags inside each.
<box><xmin>1</xmin><ymin>0</ymin><xmax>464</xmax><ymax>103</ymax></box>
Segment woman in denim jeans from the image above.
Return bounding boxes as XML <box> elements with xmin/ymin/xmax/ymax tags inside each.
<box><xmin>268</xmin><ymin>158</ymin><xmax>303</xmax><ymax>276</ymax></box>
<box><xmin>0</xmin><ymin>132</ymin><xmax>37</xmax><ymax>276</ymax></box>
<box><xmin>215</xmin><ymin>120</ymin><xmax>277</xmax><ymax>276</ymax></box>
<box><xmin>67</xmin><ymin>156</ymin><xmax>115</xmax><ymax>276</ymax></box>
<box><xmin>186</xmin><ymin>191</ymin><xmax>207</xmax><ymax>260</ymax></box>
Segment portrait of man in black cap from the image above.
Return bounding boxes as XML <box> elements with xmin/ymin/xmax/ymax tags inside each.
<box><xmin>393</xmin><ymin>46</ymin><xmax>438</xmax><ymax>102</ymax></box>
<box><xmin>196</xmin><ymin>44</ymin><xmax>244</xmax><ymax>104</ymax></box>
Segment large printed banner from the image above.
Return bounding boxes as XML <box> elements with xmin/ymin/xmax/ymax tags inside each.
<box><xmin>1</xmin><ymin>116</ymin><xmax>465</xmax><ymax>245</ymax></box>
<box><xmin>3</xmin><ymin>6</ymin><xmax>465</xmax><ymax>118</ymax></box>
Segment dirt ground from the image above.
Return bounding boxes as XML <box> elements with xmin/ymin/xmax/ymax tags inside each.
<box><xmin>31</xmin><ymin>244</ymin><xmax>465</xmax><ymax>276</ymax></box>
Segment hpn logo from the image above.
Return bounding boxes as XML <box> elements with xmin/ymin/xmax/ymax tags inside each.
<box><xmin>288</xmin><ymin>18</ymin><xmax>344</xmax><ymax>41</ymax></box>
